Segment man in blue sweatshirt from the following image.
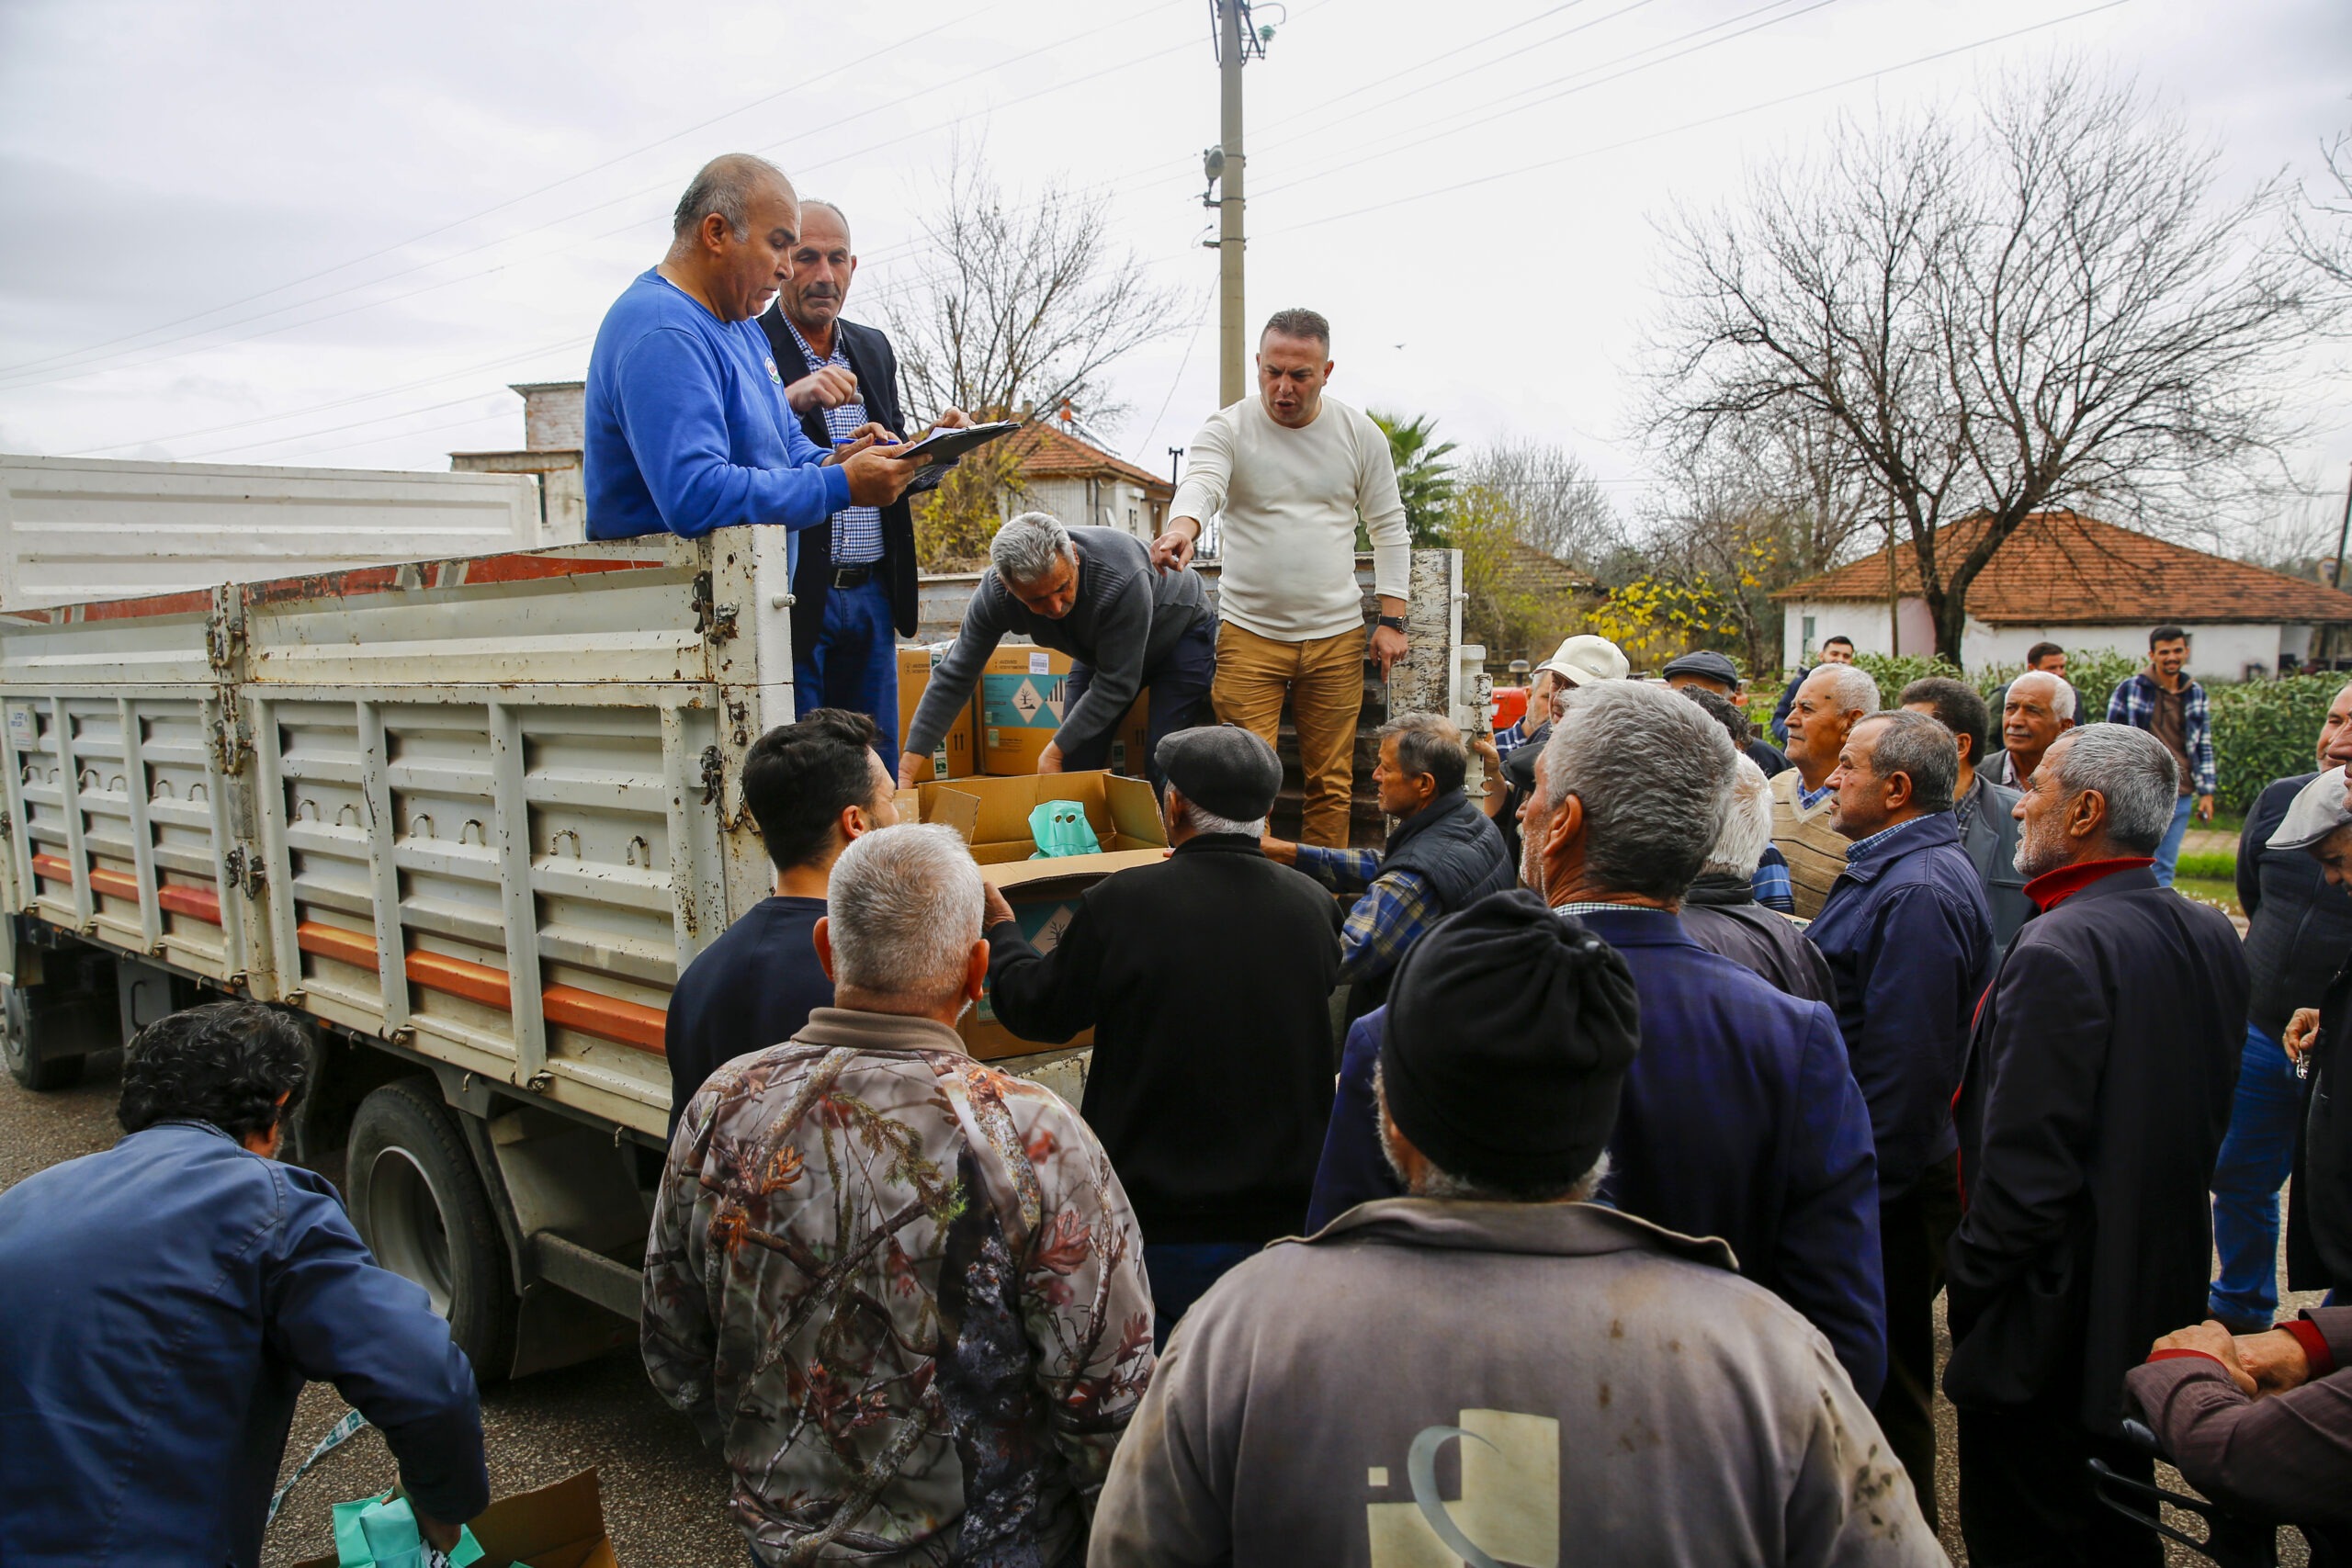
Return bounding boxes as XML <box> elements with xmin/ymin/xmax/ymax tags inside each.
<box><xmin>584</xmin><ymin>153</ymin><xmax>920</xmax><ymax>556</ymax></box>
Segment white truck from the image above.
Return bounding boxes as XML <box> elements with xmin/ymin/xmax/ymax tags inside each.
<box><xmin>0</xmin><ymin>527</ymin><xmax>1480</xmax><ymax>1379</ymax></box>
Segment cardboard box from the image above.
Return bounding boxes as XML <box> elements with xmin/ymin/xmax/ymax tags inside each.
<box><xmin>978</xmin><ymin>645</ymin><xmax>1074</xmax><ymax>774</ymax></box>
<box><xmin>294</xmin><ymin>1469</ymin><xmax>617</xmax><ymax>1568</ymax></box>
<box><xmin>896</xmin><ymin>644</ymin><xmax>978</xmax><ymax>784</ymax></box>
<box><xmin>903</xmin><ymin>771</ymin><xmax>1169</xmax><ymax>1059</ymax></box>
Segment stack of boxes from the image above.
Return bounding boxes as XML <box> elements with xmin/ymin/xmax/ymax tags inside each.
<box><xmin>896</xmin><ymin>642</ymin><xmax>1149</xmax><ymax>782</ymax></box>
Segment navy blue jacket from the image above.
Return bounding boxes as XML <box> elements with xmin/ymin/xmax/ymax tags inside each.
<box><xmin>1805</xmin><ymin>813</ymin><xmax>1994</xmax><ymax>1198</ymax></box>
<box><xmin>0</xmin><ymin>1122</ymin><xmax>488</xmax><ymax>1568</ymax></box>
<box><xmin>1946</xmin><ymin>864</ymin><xmax>2247</xmax><ymax>1431</ymax></box>
<box><xmin>664</xmin><ymin>894</ymin><xmax>832</xmax><ymax>1139</ymax></box>
<box><xmin>1306</xmin><ymin>905</ymin><xmax>1887</xmax><ymax>1401</ymax></box>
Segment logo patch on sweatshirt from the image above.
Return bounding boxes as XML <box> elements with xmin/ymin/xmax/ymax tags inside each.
<box><xmin>763</xmin><ymin>356</ymin><xmax>783</xmax><ymax>385</ymax></box>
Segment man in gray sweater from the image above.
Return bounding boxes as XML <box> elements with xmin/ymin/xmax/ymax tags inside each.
<box><xmin>899</xmin><ymin>512</ymin><xmax>1216</xmax><ymax>789</ymax></box>
<box><xmin>1092</xmin><ymin>889</ymin><xmax>1941</xmax><ymax>1568</ymax></box>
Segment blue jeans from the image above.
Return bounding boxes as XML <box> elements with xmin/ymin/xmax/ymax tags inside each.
<box><xmin>1142</xmin><ymin>1240</ymin><xmax>1255</xmax><ymax>1349</ymax></box>
<box><xmin>2153</xmin><ymin>793</ymin><xmax>2195</xmax><ymax>886</ymax></box>
<box><xmin>1059</xmin><ymin>616</ymin><xmax>1217</xmax><ymax>791</ymax></box>
<box><xmin>793</xmin><ymin>574</ymin><xmax>899</xmax><ymax>775</ymax></box>
<box><xmin>2209</xmin><ymin>1021</ymin><xmax>2303</xmax><ymax>1326</ymax></box>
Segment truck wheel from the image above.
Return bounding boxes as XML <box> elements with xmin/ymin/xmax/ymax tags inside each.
<box><xmin>4</xmin><ymin>984</ymin><xmax>87</xmax><ymax>1091</ymax></box>
<box><xmin>346</xmin><ymin>1079</ymin><xmax>518</xmax><ymax>1383</ymax></box>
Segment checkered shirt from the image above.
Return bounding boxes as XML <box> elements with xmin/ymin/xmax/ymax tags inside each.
<box><xmin>780</xmin><ymin>315</ymin><xmax>883</xmax><ymax>565</ymax></box>
<box><xmin>2105</xmin><ymin>671</ymin><xmax>2217</xmax><ymax>796</ymax></box>
<box><xmin>1293</xmin><ymin>844</ymin><xmax>1443</xmax><ymax>987</ymax></box>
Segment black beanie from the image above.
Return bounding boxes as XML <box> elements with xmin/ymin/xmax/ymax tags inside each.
<box><xmin>1377</xmin><ymin>888</ymin><xmax>1640</xmax><ymax>1192</ymax></box>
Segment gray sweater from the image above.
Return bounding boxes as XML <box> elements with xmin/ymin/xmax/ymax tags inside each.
<box><xmin>1091</xmin><ymin>1199</ymin><xmax>1943</xmax><ymax>1568</ymax></box>
<box><xmin>905</xmin><ymin>526</ymin><xmax>1211</xmax><ymax>760</ymax></box>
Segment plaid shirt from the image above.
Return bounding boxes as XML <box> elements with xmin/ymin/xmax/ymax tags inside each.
<box><xmin>1293</xmin><ymin>844</ymin><xmax>1443</xmax><ymax>986</ymax></box>
<box><xmin>2106</xmin><ymin>671</ymin><xmax>2217</xmax><ymax>795</ymax></box>
<box><xmin>1493</xmin><ymin>718</ymin><xmax>1530</xmax><ymax>758</ymax></box>
<box><xmin>1750</xmin><ymin>844</ymin><xmax>1796</xmax><ymax>915</ymax></box>
<box><xmin>779</xmin><ymin>315</ymin><xmax>884</xmax><ymax>564</ymax></box>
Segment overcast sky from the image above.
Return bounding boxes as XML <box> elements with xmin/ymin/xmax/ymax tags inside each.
<box><xmin>3</xmin><ymin>0</ymin><xmax>2347</xmax><ymax>536</ymax></box>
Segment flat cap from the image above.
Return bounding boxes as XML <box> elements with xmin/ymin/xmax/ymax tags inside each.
<box><xmin>2267</xmin><ymin>765</ymin><xmax>2352</xmax><ymax>852</ymax></box>
<box><xmin>1539</xmin><ymin>634</ymin><xmax>1630</xmax><ymax>688</ymax></box>
<box><xmin>1157</xmin><ymin>724</ymin><xmax>1283</xmax><ymax>823</ymax></box>
<box><xmin>1661</xmin><ymin>649</ymin><xmax>1742</xmax><ymax>688</ymax></box>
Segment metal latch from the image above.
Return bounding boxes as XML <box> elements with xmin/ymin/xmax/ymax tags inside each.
<box><xmin>699</xmin><ymin>746</ymin><xmax>725</xmax><ymax>806</ymax></box>
<box><xmin>691</xmin><ymin>571</ymin><xmax>740</xmax><ymax>643</ymax></box>
<box><xmin>224</xmin><ymin>846</ymin><xmax>266</xmax><ymax>898</ymax></box>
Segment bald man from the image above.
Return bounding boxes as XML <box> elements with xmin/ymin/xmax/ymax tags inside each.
<box><xmin>585</xmin><ymin>154</ymin><xmax>920</xmax><ymax>559</ymax></box>
<box><xmin>756</xmin><ymin>200</ymin><xmax>968</xmax><ymax>774</ymax></box>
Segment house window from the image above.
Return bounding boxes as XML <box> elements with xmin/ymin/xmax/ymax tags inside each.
<box><xmin>1802</xmin><ymin>614</ymin><xmax>1816</xmax><ymax>659</ymax></box>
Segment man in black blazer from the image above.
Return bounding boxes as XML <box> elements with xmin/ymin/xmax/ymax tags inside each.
<box><xmin>1944</xmin><ymin>724</ymin><xmax>2249</xmax><ymax>1567</ymax></box>
<box><xmin>757</xmin><ymin>199</ymin><xmax>967</xmax><ymax>773</ymax></box>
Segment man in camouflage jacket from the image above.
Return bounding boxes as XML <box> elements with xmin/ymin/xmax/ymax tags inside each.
<box><xmin>643</xmin><ymin>823</ymin><xmax>1156</xmax><ymax>1566</ymax></box>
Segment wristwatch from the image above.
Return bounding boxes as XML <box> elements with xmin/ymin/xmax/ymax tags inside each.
<box><xmin>1375</xmin><ymin>615</ymin><xmax>1408</xmax><ymax>633</ymax></box>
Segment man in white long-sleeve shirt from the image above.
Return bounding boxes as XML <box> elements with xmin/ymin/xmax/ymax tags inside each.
<box><xmin>1149</xmin><ymin>308</ymin><xmax>1410</xmax><ymax>847</ymax></box>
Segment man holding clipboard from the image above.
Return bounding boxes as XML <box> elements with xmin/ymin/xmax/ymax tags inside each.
<box><xmin>758</xmin><ymin>198</ymin><xmax>978</xmax><ymax>773</ymax></box>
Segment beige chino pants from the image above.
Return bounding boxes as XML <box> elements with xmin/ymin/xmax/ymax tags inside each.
<box><xmin>1210</xmin><ymin>620</ymin><xmax>1365</xmax><ymax>848</ymax></box>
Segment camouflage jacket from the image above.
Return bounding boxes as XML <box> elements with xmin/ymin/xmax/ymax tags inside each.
<box><xmin>642</xmin><ymin>1006</ymin><xmax>1156</xmax><ymax>1566</ymax></box>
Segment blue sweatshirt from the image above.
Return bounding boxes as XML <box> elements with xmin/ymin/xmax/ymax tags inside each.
<box><xmin>584</xmin><ymin>268</ymin><xmax>848</xmax><ymax>552</ymax></box>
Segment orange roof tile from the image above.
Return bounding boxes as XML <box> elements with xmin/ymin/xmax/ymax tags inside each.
<box><xmin>1773</xmin><ymin>511</ymin><xmax>2352</xmax><ymax>626</ymax></box>
<box><xmin>1005</xmin><ymin>424</ymin><xmax>1174</xmax><ymax>497</ymax></box>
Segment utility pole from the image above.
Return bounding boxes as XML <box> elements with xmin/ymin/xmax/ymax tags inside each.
<box><xmin>1204</xmin><ymin>2</ymin><xmax>1265</xmax><ymax>408</ymax></box>
<box><xmin>2331</xmin><ymin>461</ymin><xmax>2352</xmax><ymax>592</ymax></box>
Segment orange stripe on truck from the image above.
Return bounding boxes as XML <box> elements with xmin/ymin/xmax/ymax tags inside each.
<box><xmin>293</xmin><ymin>920</ymin><xmax>665</xmax><ymax>1056</ymax></box>
<box><xmin>31</xmin><ymin>854</ymin><xmax>224</xmax><ymax>926</ymax></box>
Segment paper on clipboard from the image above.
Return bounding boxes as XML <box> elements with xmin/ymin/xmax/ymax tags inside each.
<box><xmin>892</xmin><ymin>420</ymin><xmax>1022</xmax><ymax>495</ymax></box>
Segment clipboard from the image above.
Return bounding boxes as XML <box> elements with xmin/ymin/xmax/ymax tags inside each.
<box><xmin>891</xmin><ymin>420</ymin><xmax>1021</xmax><ymax>495</ymax></box>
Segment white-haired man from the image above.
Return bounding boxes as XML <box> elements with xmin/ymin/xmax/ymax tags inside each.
<box><xmin>1677</xmin><ymin>754</ymin><xmax>1834</xmax><ymax>1002</ymax></box>
<box><xmin>1771</xmin><ymin>661</ymin><xmax>1882</xmax><ymax>918</ymax></box>
<box><xmin>643</xmin><ymin>823</ymin><xmax>1156</xmax><ymax>1567</ymax></box>
<box><xmin>585</xmin><ymin>154</ymin><xmax>920</xmax><ymax>550</ymax></box>
<box><xmin>901</xmin><ymin>513</ymin><xmax>1216</xmax><ymax>790</ymax></box>
<box><xmin>1946</xmin><ymin>727</ymin><xmax>2248</xmax><ymax>1564</ymax></box>
<box><xmin>1991</xmin><ymin>668</ymin><xmax>2077</xmax><ymax>793</ymax></box>
<box><xmin>985</xmin><ymin>727</ymin><xmax>1341</xmax><ymax>1343</ymax></box>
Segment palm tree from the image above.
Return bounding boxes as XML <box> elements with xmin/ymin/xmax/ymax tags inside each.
<box><xmin>1369</xmin><ymin>411</ymin><xmax>1457</xmax><ymax>548</ymax></box>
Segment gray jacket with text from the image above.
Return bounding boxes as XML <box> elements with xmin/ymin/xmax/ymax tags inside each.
<box><xmin>1091</xmin><ymin>1199</ymin><xmax>1942</xmax><ymax>1568</ymax></box>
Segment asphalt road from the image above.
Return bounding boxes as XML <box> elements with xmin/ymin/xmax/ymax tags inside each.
<box><xmin>0</xmin><ymin>1054</ymin><xmax>2322</xmax><ymax>1566</ymax></box>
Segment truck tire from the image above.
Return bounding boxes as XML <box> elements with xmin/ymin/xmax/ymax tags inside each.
<box><xmin>346</xmin><ymin>1079</ymin><xmax>518</xmax><ymax>1384</ymax></box>
<box><xmin>4</xmin><ymin>982</ymin><xmax>88</xmax><ymax>1090</ymax></box>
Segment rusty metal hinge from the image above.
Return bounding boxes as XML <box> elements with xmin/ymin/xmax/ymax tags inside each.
<box><xmin>224</xmin><ymin>845</ymin><xmax>266</xmax><ymax>898</ymax></box>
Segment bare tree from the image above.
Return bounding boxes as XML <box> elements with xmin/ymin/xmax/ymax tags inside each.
<box><xmin>1460</xmin><ymin>440</ymin><xmax>1624</xmax><ymax>570</ymax></box>
<box><xmin>2294</xmin><ymin>132</ymin><xmax>2352</xmax><ymax>306</ymax></box>
<box><xmin>1647</xmin><ymin>64</ymin><xmax>2317</xmax><ymax>662</ymax></box>
<box><xmin>885</xmin><ymin>148</ymin><xmax>1184</xmax><ymax>431</ymax></box>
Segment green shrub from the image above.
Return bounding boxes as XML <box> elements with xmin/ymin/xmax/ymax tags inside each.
<box><xmin>2209</xmin><ymin>675</ymin><xmax>2340</xmax><ymax>813</ymax></box>
<box><xmin>1973</xmin><ymin>649</ymin><xmax>2142</xmax><ymax>722</ymax></box>
<box><xmin>1853</xmin><ymin>653</ymin><xmax>1966</xmax><ymax>712</ymax></box>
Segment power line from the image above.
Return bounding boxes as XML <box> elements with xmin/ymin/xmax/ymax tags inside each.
<box><xmin>1255</xmin><ymin>0</ymin><xmax>1840</xmax><ymax>197</ymax></box>
<box><xmin>1264</xmin><ymin>0</ymin><xmax>2132</xmax><ymax>233</ymax></box>
<box><xmin>0</xmin><ymin>0</ymin><xmax>1182</xmax><ymax>394</ymax></box>
<box><xmin>0</xmin><ymin>7</ymin><xmax>1002</xmax><ymax>383</ymax></box>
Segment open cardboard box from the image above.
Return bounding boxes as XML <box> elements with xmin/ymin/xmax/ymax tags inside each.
<box><xmin>293</xmin><ymin>1469</ymin><xmax>616</xmax><ymax>1568</ymax></box>
<box><xmin>896</xmin><ymin>771</ymin><xmax>1168</xmax><ymax>1060</ymax></box>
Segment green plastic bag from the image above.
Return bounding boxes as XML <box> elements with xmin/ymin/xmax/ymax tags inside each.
<box><xmin>1027</xmin><ymin>799</ymin><xmax>1101</xmax><ymax>859</ymax></box>
<box><xmin>330</xmin><ymin>1489</ymin><xmax>484</xmax><ymax>1568</ymax></box>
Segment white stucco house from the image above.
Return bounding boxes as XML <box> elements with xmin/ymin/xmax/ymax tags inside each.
<box><xmin>1002</xmin><ymin>424</ymin><xmax>1172</xmax><ymax>544</ymax></box>
<box><xmin>1773</xmin><ymin>510</ymin><xmax>2352</xmax><ymax>681</ymax></box>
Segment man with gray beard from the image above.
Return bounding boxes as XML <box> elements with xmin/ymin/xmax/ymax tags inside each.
<box><xmin>1945</xmin><ymin>726</ymin><xmax>2249</xmax><ymax>1566</ymax></box>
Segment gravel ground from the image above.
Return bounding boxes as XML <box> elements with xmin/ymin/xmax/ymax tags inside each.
<box><xmin>1</xmin><ymin>1054</ymin><xmax>2324</xmax><ymax>1565</ymax></box>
